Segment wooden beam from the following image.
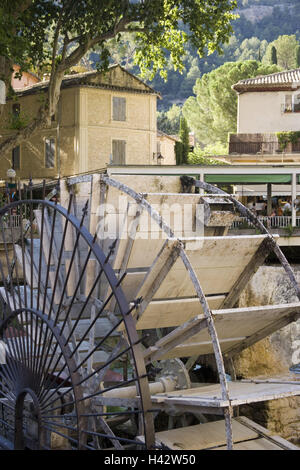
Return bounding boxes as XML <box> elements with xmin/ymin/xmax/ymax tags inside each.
<box><xmin>236</xmin><ymin>416</ymin><xmax>300</xmax><ymax>450</ymax></box>
<box><xmin>143</xmin><ymin>315</ymin><xmax>207</xmax><ymax>363</ymax></box>
<box><xmin>220</xmin><ymin>236</ymin><xmax>274</xmax><ymax>309</ymax></box>
<box><xmin>225</xmin><ymin>312</ymin><xmax>300</xmax><ymax>358</ymax></box>
<box><xmin>134</xmin><ymin>239</ymin><xmax>182</xmax><ymax>320</ymax></box>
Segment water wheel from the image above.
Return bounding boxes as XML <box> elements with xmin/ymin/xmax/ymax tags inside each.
<box><xmin>0</xmin><ymin>174</ymin><xmax>299</xmax><ymax>451</ymax></box>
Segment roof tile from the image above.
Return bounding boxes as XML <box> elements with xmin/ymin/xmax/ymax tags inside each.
<box><xmin>233</xmin><ymin>68</ymin><xmax>300</xmax><ymax>92</ymax></box>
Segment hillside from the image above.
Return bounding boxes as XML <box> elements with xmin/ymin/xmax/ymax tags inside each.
<box><xmin>151</xmin><ymin>0</ymin><xmax>300</xmax><ymax>111</ymax></box>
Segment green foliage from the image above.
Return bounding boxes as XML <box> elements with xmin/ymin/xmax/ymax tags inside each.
<box><xmin>175</xmin><ymin>141</ymin><xmax>183</xmax><ymax>165</ymax></box>
<box><xmin>157</xmin><ymin>104</ymin><xmax>182</xmax><ymax>135</ymax></box>
<box><xmin>148</xmin><ymin>1</ymin><xmax>300</xmax><ymax>110</ymax></box>
<box><xmin>271</xmin><ymin>46</ymin><xmax>277</xmax><ymax>65</ymax></box>
<box><xmin>0</xmin><ymin>1</ymin><xmax>238</xmax><ymax>109</ymax></box>
<box><xmin>263</xmin><ymin>35</ymin><xmax>299</xmax><ymax>69</ymax></box>
<box><xmin>296</xmin><ymin>46</ymin><xmax>300</xmax><ymax>68</ymax></box>
<box><xmin>284</xmin><ymin>224</ymin><xmax>294</xmax><ymax>238</ymax></box>
<box><xmin>188</xmin><ymin>143</ymin><xmax>229</xmax><ymax>165</ymax></box>
<box><xmin>276</xmin><ymin>131</ymin><xmax>300</xmax><ymax>151</ymax></box>
<box><xmin>179</xmin><ymin>116</ymin><xmax>190</xmax><ymax>165</ymax></box>
<box><xmin>182</xmin><ymin>60</ymin><xmax>280</xmax><ymax>145</ymax></box>
<box><xmin>6</xmin><ymin>111</ymin><xmax>30</xmax><ymax>130</ymax></box>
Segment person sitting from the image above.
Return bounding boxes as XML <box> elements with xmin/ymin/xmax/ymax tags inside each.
<box><xmin>277</xmin><ymin>206</ymin><xmax>283</xmax><ymax>216</ymax></box>
<box><xmin>283</xmin><ymin>200</ymin><xmax>292</xmax><ymax>215</ymax></box>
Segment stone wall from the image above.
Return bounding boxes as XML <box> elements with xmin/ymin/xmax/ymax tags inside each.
<box><xmin>232</xmin><ymin>265</ymin><xmax>300</xmax><ymax>445</ymax></box>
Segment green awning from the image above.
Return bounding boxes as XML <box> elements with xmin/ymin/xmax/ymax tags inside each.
<box><xmin>204</xmin><ymin>174</ymin><xmax>292</xmax><ymax>184</ymax></box>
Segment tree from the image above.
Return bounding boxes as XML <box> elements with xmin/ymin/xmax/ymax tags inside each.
<box><xmin>0</xmin><ymin>0</ymin><xmax>237</xmax><ymax>158</ymax></box>
<box><xmin>271</xmin><ymin>46</ymin><xmax>277</xmax><ymax>65</ymax></box>
<box><xmin>175</xmin><ymin>141</ymin><xmax>183</xmax><ymax>165</ymax></box>
<box><xmin>296</xmin><ymin>46</ymin><xmax>300</xmax><ymax>68</ymax></box>
<box><xmin>157</xmin><ymin>104</ymin><xmax>182</xmax><ymax>135</ymax></box>
<box><xmin>234</xmin><ymin>37</ymin><xmax>268</xmax><ymax>62</ymax></box>
<box><xmin>179</xmin><ymin>116</ymin><xmax>190</xmax><ymax>164</ymax></box>
<box><xmin>183</xmin><ymin>60</ymin><xmax>280</xmax><ymax>145</ymax></box>
<box><xmin>188</xmin><ymin>143</ymin><xmax>229</xmax><ymax>165</ymax></box>
<box><xmin>263</xmin><ymin>35</ymin><xmax>299</xmax><ymax>70</ymax></box>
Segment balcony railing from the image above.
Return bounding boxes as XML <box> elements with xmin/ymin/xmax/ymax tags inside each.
<box><xmin>283</xmin><ymin>103</ymin><xmax>300</xmax><ymax>113</ymax></box>
<box><xmin>229</xmin><ymin>141</ymin><xmax>279</xmax><ymax>155</ymax></box>
<box><xmin>231</xmin><ymin>215</ymin><xmax>300</xmax><ymax>230</ymax></box>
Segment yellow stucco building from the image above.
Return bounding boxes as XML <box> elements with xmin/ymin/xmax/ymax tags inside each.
<box><xmin>0</xmin><ymin>65</ymin><xmax>161</xmax><ymax>183</ymax></box>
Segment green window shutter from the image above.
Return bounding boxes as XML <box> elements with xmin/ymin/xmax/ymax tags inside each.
<box><xmin>113</xmin><ymin>97</ymin><xmax>126</xmax><ymax>121</ymax></box>
<box><xmin>112</xmin><ymin>140</ymin><xmax>126</xmax><ymax>165</ymax></box>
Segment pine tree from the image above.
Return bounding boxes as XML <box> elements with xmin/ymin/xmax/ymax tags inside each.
<box><xmin>271</xmin><ymin>46</ymin><xmax>278</xmax><ymax>65</ymax></box>
<box><xmin>179</xmin><ymin>117</ymin><xmax>190</xmax><ymax>164</ymax></box>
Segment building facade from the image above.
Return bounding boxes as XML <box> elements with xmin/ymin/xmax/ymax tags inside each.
<box><xmin>156</xmin><ymin>130</ymin><xmax>177</xmax><ymax>165</ymax></box>
<box><xmin>0</xmin><ymin>65</ymin><xmax>160</xmax><ymax>183</ymax></box>
<box><xmin>233</xmin><ymin>68</ymin><xmax>300</xmax><ymax>134</ymax></box>
<box><xmin>11</xmin><ymin>65</ymin><xmax>40</xmax><ymax>90</ymax></box>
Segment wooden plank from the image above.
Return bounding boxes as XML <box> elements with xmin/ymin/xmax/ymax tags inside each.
<box><xmin>143</xmin><ymin>315</ymin><xmax>207</xmax><ymax>363</ymax></box>
<box><xmin>151</xmin><ymin>236</ymin><xmax>269</xmax><ymax>298</ymax></box>
<box><xmin>135</xmin><ymin>295</ymin><xmax>225</xmax><ymax>330</ymax></box>
<box><xmin>236</xmin><ymin>416</ymin><xmax>300</xmax><ymax>450</ymax></box>
<box><xmin>220</xmin><ymin>236</ymin><xmax>275</xmax><ymax>309</ymax></box>
<box><xmin>14</xmin><ymin>245</ymin><xmax>38</xmax><ymax>288</ymax></box>
<box><xmin>225</xmin><ymin>311</ymin><xmax>300</xmax><ymax>358</ymax></box>
<box><xmin>115</xmin><ymin>239</ymin><xmax>166</xmax><ymax>270</ymax></box>
<box><xmin>135</xmin><ymin>238</ymin><xmax>182</xmax><ymax>316</ymax></box>
<box><xmin>154</xmin><ymin>303</ymin><xmax>300</xmax><ymax>359</ymax></box>
<box><xmin>89</xmin><ymin>174</ymin><xmax>101</xmax><ymax>236</ymax></box>
<box><xmin>213</xmin><ymin>438</ymin><xmax>282</xmax><ymax>450</ymax></box>
<box><xmin>107</xmin><ymin>175</ymin><xmax>182</xmax><ymax>201</ymax></box>
<box><xmin>118</xmin><ymin>271</ymin><xmax>147</xmax><ymax>301</ymax></box>
<box><xmin>56</xmin><ymin>317</ymin><xmax>119</xmax><ymax>339</ymax></box>
<box><xmin>141</xmin><ymin>419</ymin><xmax>258</xmax><ymax>451</ymax></box>
<box><xmin>151</xmin><ymin>380</ymin><xmax>300</xmax><ymax>408</ymax></box>
<box><xmin>213</xmin><ymin>302</ymin><xmax>300</xmax><ymax>321</ymax></box>
<box><xmin>159</xmin><ymin>338</ymin><xmax>243</xmax><ymax>359</ymax></box>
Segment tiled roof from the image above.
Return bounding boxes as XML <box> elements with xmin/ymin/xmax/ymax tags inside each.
<box><xmin>233</xmin><ymin>68</ymin><xmax>300</xmax><ymax>92</ymax></box>
<box><xmin>157</xmin><ymin>130</ymin><xmax>179</xmax><ymax>141</ymax></box>
<box><xmin>14</xmin><ymin>64</ymin><xmax>161</xmax><ymax>98</ymax></box>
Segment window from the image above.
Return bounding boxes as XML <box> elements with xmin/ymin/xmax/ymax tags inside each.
<box><xmin>12</xmin><ymin>103</ymin><xmax>20</xmax><ymax>117</ymax></box>
<box><xmin>285</xmin><ymin>94</ymin><xmax>293</xmax><ymax>112</ymax></box>
<box><xmin>112</xmin><ymin>97</ymin><xmax>126</xmax><ymax>121</ymax></box>
<box><xmin>12</xmin><ymin>146</ymin><xmax>20</xmax><ymax>170</ymax></box>
<box><xmin>45</xmin><ymin>138</ymin><xmax>55</xmax><ymax>168</ymax></box>
<box><xmin>294</xmin><ymin>94</ymin><xmax>300</xmax><ymax>112</ymax></box>
<box><xmin>112</xmin><ymin>140</ymin><xmax>126</xmax><ymax>165</ymax></box>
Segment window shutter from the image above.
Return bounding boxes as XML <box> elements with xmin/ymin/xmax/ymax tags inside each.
<box><xmin>12</xmin><ymin>146</ymin><xmax>20</xmax><ymax>170</ymax></box>
<box><xmin>45</xmin><ymin>138</ymin><xmax>55</xmax><ymax>168</ymax></box>
<box><xmin>112</xmin><ymin>140</ymin><xmax>126</xmax><ymax>164</ymax></box>
<box><xmin>113</xmin><ymin>97</ymin><xmax>126</xmax><ymax>121</ymax></box>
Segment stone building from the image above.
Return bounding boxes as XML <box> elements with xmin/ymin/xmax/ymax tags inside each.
<box><xmin>233</xmin><ymin>68</ymin><xmax>300</xmax><ymax>135</ymax></box>
<box><xmin>0</xmin><ymin>65</ymin><xmax>161</xmax><ymax>183</ymax></box>
<box><xmin>156</xmin><ymin>130</ymin><xmax>177</xmax><ymax>165</ymax></box>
